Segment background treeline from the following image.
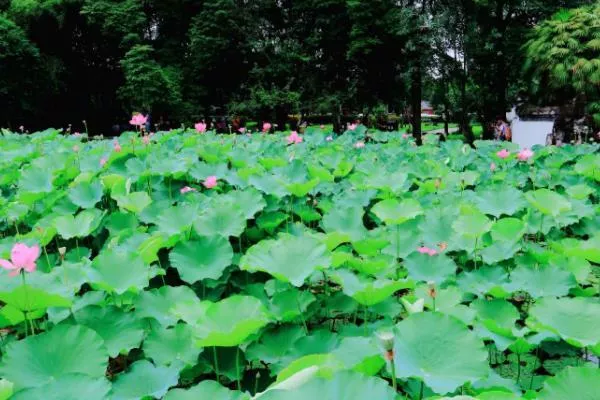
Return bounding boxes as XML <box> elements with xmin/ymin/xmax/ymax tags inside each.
<box><xmin>1</xmin><ymin>0</ymin><xmax>598</xmax><ymax>139</ymax></box>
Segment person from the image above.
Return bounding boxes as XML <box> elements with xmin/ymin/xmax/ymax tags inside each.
<box><xmin>495</xmin><ymin>117</ymin><xmax>511</xmax><ymax>141</ymax></box>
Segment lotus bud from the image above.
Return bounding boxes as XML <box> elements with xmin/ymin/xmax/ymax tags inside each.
<box><xmin>400</xmin><ymin>298</ymin><xmax>424</xmax><ymax>315</ymax></box>
<box><xmin>58</xmin><ymin>247</ymin><xmax>67</xmax><ymax>260</ymax></box>
<box><xmin>427</xmin><ymin>281</ymin><xmax>437</xmax><ymax>299</ymax></box>
<box><xmin>434</xmin><ymin>178</ymin><xmax>441</xmax><ymax>189</ymax></box>
<box><xmin>438</xmin><ymin>242</ymin><xmax>448</xmax><ymax>251</ymax></box>
<box><xmin>376</xmin><ymin>331</ymin><xmax>395</xmax><ymax>361</ymax></box>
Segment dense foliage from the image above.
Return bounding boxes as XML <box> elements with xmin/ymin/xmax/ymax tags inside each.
<box><xmin>0</xmin><ymin>0</ymin><xmax>596</xmax><ymax>135</ymax></box>
<box><xmin>0</xmin><ymin>127</ymin><xmax>599</xmax><ymax>399</ymax></box>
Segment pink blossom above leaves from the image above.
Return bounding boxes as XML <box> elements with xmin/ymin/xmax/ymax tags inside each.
<box><xmin>0</xmin><ymin>243</ymin><xmax>40</xmax><ymax>277</ymax></box>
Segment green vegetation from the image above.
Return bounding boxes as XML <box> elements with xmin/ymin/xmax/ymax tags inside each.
<box><xmin>0</xmin><ymin>127</ymin><xmax>599</xmax><ymax>398</ymax></box>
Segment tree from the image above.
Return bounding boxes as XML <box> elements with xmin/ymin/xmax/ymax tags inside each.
<box><xmin>0</xmin><ymin>15</ymin><xmax>45</xmax><ymax>127</ymax></box>
<box><xmin>524</xmin><ymin>4</ymin><xmax>600</xmax><ymax>125</ymax></box>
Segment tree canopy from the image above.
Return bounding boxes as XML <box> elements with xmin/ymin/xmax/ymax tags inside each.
<box><xmin>0</xmin><ymin>0</ymin><xmax>597</xmax><ymax>135</ymax></box>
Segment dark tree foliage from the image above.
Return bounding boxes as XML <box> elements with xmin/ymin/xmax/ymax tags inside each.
<box><xmin>1</xmin><ymin>0</ymin><xmax>597</xmax><ymax>134</ymax></box>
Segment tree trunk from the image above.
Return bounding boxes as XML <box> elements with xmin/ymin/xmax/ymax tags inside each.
<box><xmin>411</xmin><ymin>63</ymin><xmax>422</xmax><ymax>145</ymax></box>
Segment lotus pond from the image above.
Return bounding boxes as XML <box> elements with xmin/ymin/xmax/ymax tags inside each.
<box><xmin>0</xmin><ymin>127</ymin><xmax>599</xmax><ymax>400</ymax></box>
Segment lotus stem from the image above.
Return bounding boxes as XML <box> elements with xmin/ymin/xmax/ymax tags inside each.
<box><xmin>364</xmin><ymin>305</ymin><xmax>368</xmax><ymax>336</ymax></box>
<box><xmin>75</xmin><ymin>238</ymin><xmax>80</xmax><ymax>259</ymax></box>
<box><xmin>236</xmin><ymin>347</ymin><xmax>242</xmax><ymax>391</ymax></box>
<box><xmin>213</xmin><ymin>346</ymin><xmax>220</xmax><ymax>383</ymax></box>
<box><xmin>389</xmin><ymin>353</ymin><xmax>397</xmax><ymax>392</ymax></box>
<box><xmin>297</xmin><ymin>294</ymin><xmax>309</xmax><ymax>334</ymax></box>
<box><xmin>43</xmin><ymin>245</ymin><xmax>51</xmax><ymax>268</ymax></box>
<box><xmin>516</xmin><ymin>354</ymin><xmax>521</xmax><ymax>383</ymax></box>
<box><xmin>529</xmin><ymin>347</ymin><xmax>540</xmax><ymax>390</ymax></box>
<box><xmin>395</xmin><ymin>224</ymin><xmax>400</xmax><ymax>261</ymax></box>
<box><xmin>254</xmin><ymin>371</ymin><xmax>260</xmax><ymax>395</ymax></box>
<box><xmin>419</xmin><ymin>380</ymin><xmax>424</xmax><ymax>399</ymax></box>
<box><xmin>20</xmin><ymin>271</ymin><xmax>32</xmax><ymax>336</ymax></box>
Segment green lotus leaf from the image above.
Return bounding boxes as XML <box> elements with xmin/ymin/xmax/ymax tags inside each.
<box><xmin>528</xmin><ymin>297</ymin><xmax>600</xmax><ymax>347</ymax></box>
<box><xmin>0</xmin><ymin>285</ymin><xmax>71</xmax><ymax>315</ymax></box>
<box><xmin>143</xmin><ymin>323</ymin><xmax>198</xmax><ymax>367</ymax></box>
<box><xmin>0</xmin><ymin>379</ymin><xmax>11</xmax><ymax>400</ymax></box>
<box><xmin>525</xmin><ymin>189</ymin><xmax>571</xmax><ymax>217</ymax></box>
<box><xmin>276</xmin><ymin>354</ymin><xmax>343</xmax><ymax>383</ymax></box>
<box><xmin>164</xmin><ymin>380</ymin><xmax>250</xmax><ymax>400</ymax></box>
<box><xmin>0</xmin><ymin>324</ymin><xmax>108</xmax><ymax>390</ymax></box>
<box><xmin>490</xmin><ymin>218</ymin><xmax>526</xmax><ymax>243</ymax></box>
<box><xmin>403</xmin><ymin>252</ymin><xmax>457</xmax><ymax>285</ymax></box>
<box><xmin>322</xmin><ymin>205</ymin><xmax>367</xmax><ymax>241</ymax></box>
<box><xmin>114</xmin><ymin>191</ymin><xmax>152</xmax><ymax>213</ymax></box>
<box><xmin>269</xmin><ymin>288</ymin><xmax>316</xmax><ymax>322</ymax></box>
<box><xmin>372</xmin><ymin>198</ymin><xmax>424</xmax><ymax>225</ymax></box>
<box><xmin>480</xmin><ymin>241</ymin><xmax>521</xmax><ymax>265</ymax></box>
<box><xmin>453</xmin><ymin>211</ymin><xmax>492</xmax><ymax>238</ymax></box>
<box><xmin>332</xmin><ymin>269</ymin><xmax>412</xmax><ymax>306</ymax></box>
<box><xmin>286</xmin><ymin>178</ymin><xmax>320</xmax><ymax>197</ymax></box>
<box><xmin>474</xmin><ymin>186</ymin><xmax>526</xmax><ymax>217</ymax></box>
<box><xmin>19</xmin><ymin>167</ymin><xmax>53</xmax><ymax>193</ymax></box>
<box><xmin>90</xmin><ymin>249</ymin><xmax>150</xmax><ymax>294</ymax></box>
<box><xmin>457</xmin><ymin>266</ymin><xmax>509</xmax><ymax>297</ymax></box>
<box><xmin>73</xmin><ymin>305</ymin><xmax>144</xmax><ymax>357</ymax></box>
<box><xmin>471</xmin><ymin>299</ymin><xmax>519</xmax><ymax>331</ymax></box>
<box><xmin>110</xmin><ymin>360</ymin><xmax>180</xmax><ymax>400</ymax></box>
<box><xmin>392</xmin><ymin>312</ymin><xmax>489</xmax><ymax>394</ymax></box>
<box><xmin>134</xmin><ymin>285</ymin><xmax>200</xmax><ymax>327</ymax></box>
<box><xmin>10</xmin><ymin>376</ymin><xmax>111</xmax><ymax>400</ymax></box>
<box><xmin>221</xmin><ymin>188</ymin><xmax>267</xmax><ymax>218</ymax></box>
<box><xmin>257</xmin><ymin>370</ymin><xmax>396</xmax><ymax>400</ymax></box>
<box><xmin>54</xmin><ymin>208</ymin><xmax>104</xmax><ymax>239</ymax></box>
<box><xmin>240</xmin><ymin>234</ymin><xmax>331</xmax><ymax>287</ymax></box>
<box><xmin>257</xmin><ymin>211</ymin><xmax>288</xmax><ymax>233</ymax></box>
<box><xmin>68</xmin><ymin>180</ymin><xmax>104</xmax><ymax>209</ymax></box>
<box><xmin>169</xmin><ymin>237</ymin><xmax>233</xmax><ymax>283</ymax></box>
<box><xmin>537</xmin><ymin>367</ymin><xmax>600</xmax><ymax>400</ymax></box>
<box><xmin>194</xmin><ymin>206</ymin><xmax>246</xmax><ymax>238</ymax></box>
<box><xmin>508</xmin><ymin>264</ymin><xmax>576</xmax><ymax>298</ymax></box>
<box><xmin>330</xmin><ymin>336</ymin><xmax>385</xmax><ymax>376</ymax></box>
<box><xmin>155</xmin><ymin>204</ymin><xmax>198</xmax><ymax>236</ymax></box>
<box><xmin>194</xmin><ymin>295</ymin><xmax>272</xmax><ymax>347</ymax></box>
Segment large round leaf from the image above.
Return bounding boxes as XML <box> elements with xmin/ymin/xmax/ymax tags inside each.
<box><xmin>134</xmin><ymin>285</ymin><xmax>201</xmax><ymax>327</ymax></box>
<box><xmin>528</xmin><ymin>297</ymin><xmax>600</xmax><ymax>347</ymax></box>
<box><xmin>525</xmin><ymin>189</ymin><xmax>571</xmax><ymax>217</ymax></box>
<box><xmin>372</xmin><ymin>198</ymin><xmax>423</xmax><ymax>225</ymax></box>
<box><xmin>54</xmin><ymin>209</ymin><xmax>104</xmax><ymax>239</ymax></box>
<box><xmin>257</xmin><ymin>370</ymin><xmax>396</xmax><ymax>400</ymax></box>
<box><xmin>0</xmin><ymin>324</ymin><xmax>108</xmax><ymax>390</ymax></box>
<box><xmin>68</xmin><ymin>181</ymin><xmax>104</xmax><ymax>209</ymax></box>
<box><xmin>194</xmin><ymin>207</ymin><xmax>246</xmax><ymax>238</ymax></box>
<box><xmin>452</xmin><ymin>211</ymin><xmax>492</xmax><ymax>238</ymax></box>
<box><xmin>11</xmin><ymin>376</ymin><xmax>111</xmax><ymax>400</ymax></box>
<box><xmin>537</xmin><ymin>367</ymin><xmax>600</xmax><ymax>400</ymax></box>
<box><xmin>392</xmin><ymin>312</ymin><xmax>489</xmax><ymax>394</ymax></box>
<box><xmin>240</xmin><ymin>234</ymin><xmax>331</xmax><ymax>287</ymax></box>
<box><xmin>332</xmin><ymin>269</ymin><xmax>413</xmax><ymax>306</ymax></box>
<box><xmin>143</xmin><ymin>323</ymin><xmax>198</xmax><ymax>366</ymax></box>
<box><xmin>474</xmin><ymin>187</ymin><xmax>526</xmax><ymax>218</ymax></box>
<box><xmin>403</xmin><ymin>252</ymin><xmax>457</xmax><ymax>285</ymax></box>
<box><xmin>90</xmin><ymin>249</ymin><xmax>150</xmax><ymax>294</ymax></box>
<box><xmin>194</xmin><ymin>295</ymin><xmax>272</xmax><ymax>347</ymax></box>
<box><xmin>322</xmin><ymin>205</ymin><xmax>367</xmax><ymax>241</ymax></box>
<box><xmin>507</xmin><ymin>264</ymin><xmax>576</xmax><ymax>298</ymax></box>
<box><xmin>169</xmin><ymin>237</ymin><xmax>233</xmax><ymax>283</ymax></box>
<box><xmin>73</xmin><ymin>305</ymin><xmax>144</xmax><ymax>357</ymax></box>
<box><xmin>110</xmin><ymin>360</ymin><xmax>179</xmax><ymax>400</ymax></box>
<box><xmin>164</xmin><ymin>381</ymin><xmax>250</xmax><ymax>400</ymax></box>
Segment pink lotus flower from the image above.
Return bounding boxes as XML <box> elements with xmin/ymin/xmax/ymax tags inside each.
<box><xmin>113</xmin><ymin>140</ymin><xmax>122</xmax><ymax>153</ymax></box>
<box><xmin>239</xmin><ymin>127</ymin><xmax>246</xmax><ymax>134</ymax></box>
<box><xmin>100</xmin><ymin>157</ymin><xmax>107</xmax><ymax>167</ymax></box>
<box><xmin>320</xmin><ymin>124</ymin><xmax>325</xmax><ymax>129</ymax></box>
<box><xmin>354</xmin><ymin>141</ymin><xmax>365</xmax><ymax>149</ymax></box>
<box><xmin>517</xmin><ymin>148</ymin><xmax>534</xmax><ymax>161</ymax></box>
<box><xmin>142</xmin><ymin>135</ymin><xmax>150</xmax><ymax>145</ymax></box>
<box><xmin>326</xmin><ymin>135</ymin><xmax>333</xmax><ymax>142</ymax></box>
<box><xmin>348</xmin><ymin>123</ymin><xmax>357</xmax><ymax>131</ymax></box>
<box><xmin>287</xmin><ymin>131</ymin><xmax>303</xmax><ymax>144</ymax></box>
<box><xmin>130</xmin><ymin>113</ymin><xmax>147</xmax><ymax>126</ymax></box>
<box><xmin>496</xmin><ymin>149</ymin><xmax>510</xmax><ymax>159</ymax></box>
<box><xmin>0</xmin><ymin>243</ymin><xmax>40</xmax><ymax>277</ymax></box>
<box><xmin>195</xmin><ymin>122</ymin><xmax>207</xmax><ymax>133</ymax></box>
<box><xmin>73</xmin><ymin>132</ymin><xmax>81</xmax><ymax>137</ymax></box>
<box><xmin>180</xmin><ymin>186</ymin><xmax>197</xmax><ymax>194</ymax></box>
<box><xmin>262</xmin><ymin>122</ymin><xmax>272</xmax><ymax>133</ymax></box>
<box><xmin>417</xmin><ymin>246</ymin><xmax>438</xmax><ymax>256</ymax></box>
<box><xmin>203</xmin><ymin>176</ymin><xmax>217</xmax><ymax>189</ymax></box>
<box><xmin>402</xmin><ymin>133</ymin><xmax>409</xmax><ymax>139</ymax></box>
<box><xmin>490</xmin><ymin>162</ymin><xmax>496</xmax><ymax>172</ymax></box>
